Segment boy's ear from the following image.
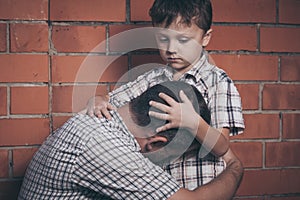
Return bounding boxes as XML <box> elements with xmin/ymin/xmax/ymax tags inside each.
<box><xmin>202</xmin><ymin>29</ymin><xmax>212</xmax><ymax>47</ymax></box>
<box><xmin>146</xmin><ymin>136</ymin><xmax>168</xmax><ymax>152</ymax></box>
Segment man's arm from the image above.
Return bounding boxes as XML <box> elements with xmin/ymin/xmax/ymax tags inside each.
<box><xmin>168</xmin><ymin>149</ymin><xmax>244</xmax><ymax>200</ymax></box>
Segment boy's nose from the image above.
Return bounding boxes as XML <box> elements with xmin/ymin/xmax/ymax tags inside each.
<box><xmin>167</xmin><ymin>41</ymin><xmax>177</xmax><ymax>54</ymax></box>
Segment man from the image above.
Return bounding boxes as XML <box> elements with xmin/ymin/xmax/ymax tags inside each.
<box><xmin>18</xmin><ymin>81</ymin><xmax>243</xmax><ymax>200</ymax></box>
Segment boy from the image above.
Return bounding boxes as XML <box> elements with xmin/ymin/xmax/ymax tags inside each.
<box><xmin>86</xmin><ymin>0</ymin><xmax>244</xmax><ymax>189</ymax></box>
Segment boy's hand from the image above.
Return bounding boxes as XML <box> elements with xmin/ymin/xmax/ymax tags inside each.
<box><xmin>86</xmin><ymin>95</ymin><xmax>116</xmax><ymax>119</ymax></box>
<box><xmin>149</xmin><ymin>90</ymin><xmax>200</xmax><ymax>133</ymax></box>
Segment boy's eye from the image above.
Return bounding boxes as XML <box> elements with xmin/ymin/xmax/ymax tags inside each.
<box><xmin>158</xmin><ymin>36</ymin><xmax>169</xmax><ymax>43</ymax></box>
<box><xmin>178</xmin><ymin>37</ymin><xmax>190</xmax><ymax>43</ymax></box>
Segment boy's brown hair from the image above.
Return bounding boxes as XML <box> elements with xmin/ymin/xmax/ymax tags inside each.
<box><xmin>149</xmin><ymin>0</ymin><xmax>213</xmax><ymax>33</ymax></box>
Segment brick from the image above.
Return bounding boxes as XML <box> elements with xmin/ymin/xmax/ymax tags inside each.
<box><xmin>52</xmin><ymin>116</ymin><xmax>71</xmax><ymax>131</ymax></box>
<box><xmin>234</xmin><ymin>197</ymin><xmax>264</xmax><ymax>200</ymax></box>
<box><xmin>0</xmin><ymin>149</ymin><xmax>9</xmax><ymax>178</ymax></box>
<box><xmin>50</xmin><ymin>0</ymin><xmax>126</xmax><ymax>22</ymax></box>
<box><xmin>235</xmin><ymin>84</ymin><xmax>259</xmax><ymax>110</ymax></box>
<box><xmin>282</xmin><ymin>113</ymin><xmax>300</xmax><ymax>139</ymax></box>
<box><xmin>109</xmin><ymin>25</ymin><xmax>150</xmax><ymax>37</ymax></box>
<box><xmin>52</xmin><ymin>85</ymin><xmax>107</xmax><ymax>113</ymax></box>
<box><xmin>0</xmin><ymin>118</ymin><xmax>49</xmax><ymax>146</ymax></box>
<box><xmin>266</xmin><ymin>141</ymin><xmax>300</xmax><ymax>167</ymax></box>
<box><xmin>207</xmin><ymin>26</ymin><xmax>257</xmax><ymax>51</ymax></box>
<box><xmin>279</xmin><ymin>0</ymin><xmax>300</xmax><ymax>24</ymax></box>
<box><xmin>212</xmin><ymin>0</ymin><xmax>276</xmax><ymax>23</ymax></box>
<box><xmin>0</xmin><ymin>0</ymin><xmax>48</xmax><ymax>20</ymax></box>
<box><xmin>13</xmin><ymin>147</ymin><xmax>38</xmax><ymax>177</ymax></box>
<box><xmin>52</xmin><ymin>25</ymin><xmax>106</xmax><ymax>53</ymax></box>
<box><xmin>10</xmin><ymin>23</ymin><xmax>48</xmax><ymax>52</ymax></box>
<box><xmin>131</xmin><ymin>54</ymin><xmax>164</xmax><ymax>67</ymax></box>
<box><xmin>280</xmin><ymin>56</ymin><xmax>300</xmax><ymax>81</ymax></box>
<box><xmin>0</xmin><ymin>23</ymin><xmax>6</xmax><ymax>52</ymax></box>
<box><xmin>0</xmin><ymin>87</ymin><xmax>7</xmax><ymax>115</ymax></box>
<box><xmin>236</xmin><ymin>169</ymin><xmax>300</xmax><ymax>195</ymax></box>
<box><xmin>130</xmin><ymin>0</ymin><xmax>154</xmax><ymax>21</ymax></box>
<box><xmin>109</xmin><ymin>25</ymin><xmax>155</xmax><ymax>52</ymax></box>
<box><xmin>0</xmin><ymin>54</ymin><xmax>48</xmax><ymax>83</ymax></box>
<box><xmin>232</xmin><ymin>114</ymin><xmax>279</xmax><ymax>139</ymax></box>
<box><xmin>0</xmin><ymin>180</ymin><xmax>23</xmax><ymax>200</ymax></box>
<box><xmin>262</xmin><ymin>84</ymin><xmax>300</xmax><ymax>110</ymax></box>
<box><xmin>11</xmin><ymin>86</ymin><xmax>49</xmax><ymax>114</ymax></box>
<box><xmin>260</xmin><ymin>27</ymin><xmax>300</xmax><ymax>53</ymax></box>
<box><xmin>52</xmin><ymin>55</ymin><xmax>128</xmax><ymax>83</ymax></box>
<box><xmin>130</xmin><ymin>54</ymin><xmax>164</xmax><ymax>81</ymax></box>
<box><xmin>100</xmin><ymin>56</ymin><xmax>129</xmax><ymax>82</ymax></box>
<box><xmin>52</xmin><ymin>56</ymin><xmax>85</xmax><ymax>83</ymax></box>
<box><xmin>230</xmin><ymin>142</ymin><xmax>263</xmax><ymax>168</ymax></box>
<box><xmin>270</xmin><ymin>196</ymin><xmax>300</xmax><ymax>200</ymax></box>
<box><xmin>211</xmin><ymin>54</ymin><xmax>278</xmax><ymax>81</ymax></box>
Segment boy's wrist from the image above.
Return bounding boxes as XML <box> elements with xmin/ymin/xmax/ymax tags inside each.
<box><xmin>188</xmin><ymin>114</ymin><xmax>201</xmax><ymax>136</ymax></box>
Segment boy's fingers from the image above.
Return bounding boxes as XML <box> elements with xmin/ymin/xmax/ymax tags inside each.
<box><xmin>149</xmin><ymin>111</ymin><xmax>169</xmax><ymax>121</ymax></box>
<box><xmin>156</xmin><ymin>123</ymin><xmax>173</xmax><ymax>132</ymax></box>
<box><xmin>87</xmin><ymin>107</ymin><xmax>94</xmax><ymax>116</ymax></box>
<box><xmin>107</xmin><ymin>103</ymin><xmax>116</xmax><ymax>111</ymax></box>
<box><xmin>101</xmin><ymin>109</ymin><xmax>112</xmax><ymax>120</ymax></box>
<box><xmin>159</xmin><ymin>93</ymin><xmax>176</xmax><ymax>105</ymax></box>
<box><xmin>149</xmin><ymin>101</ymin><xmax>170</xmax><ymax>113</ymax></box>
<box><xmin>179</xmin><ymin>90</ymin><xmax>189</xmax><ymax>102</ymax></box>
<box><xmin>95</xmin><ymin>110</ymin><xmax>103</xmax><ymax>118</ymax></box>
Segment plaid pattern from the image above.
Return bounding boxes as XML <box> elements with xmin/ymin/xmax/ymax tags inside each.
<box><xmin>162</xmin><ymin>151</ymin><xmax>225</xmax><ymax>189</ymax></box>
<box><xmin>109</xmin><ymin>50</ymin><xmax>244</xmax><ymax>188</ymax></box>
<box><xmin>18</xmin><ymin>114</ymin><xmax>180</xmax><ymax>200</ymax></box>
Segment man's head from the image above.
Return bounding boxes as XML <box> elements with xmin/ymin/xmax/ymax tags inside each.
<box><xmin>149</xmin><ymin>0</ymin><xmax>213</xmax><ymax>73</ymax></box>
<box><xmin>128</xmin><ymin>81</ymin><xmax>210</xmax><ymax>162</ymax></box>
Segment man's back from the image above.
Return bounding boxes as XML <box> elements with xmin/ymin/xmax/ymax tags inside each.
<box><xmin>18</xmin><ymin>114</ymin><xmax>179</xmax><ymax>200</ymax></box>
<box><xmin>19</xmin><ymin>115</ymin><xmax>115</xmax><ymax>199</ymax></box>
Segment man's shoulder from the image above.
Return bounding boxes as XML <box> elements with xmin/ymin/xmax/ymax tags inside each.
<box><xmin>61</xmin><ymin>114</ymin><xmax>99</xmax><ymax>130</ymax></box>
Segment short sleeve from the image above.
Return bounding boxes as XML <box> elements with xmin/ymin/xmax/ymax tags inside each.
<box><xmin>72</xmin><ymin>128</ymin><xmax>180</xmax><ymax>200</ymax></box>
<box><xmin>209</xmin><ymin>79</ymin><xmax>245</xmax><ymax>136</ymax></box>
<box><xmin>109</xmin><ymin>67</ymin><xmax>171</xmax><ymax>108</ymax></box>
<box><xmin>109</xmin><ymin>70</ymin><xmax>153</xmax><ymax>108</ymax></box>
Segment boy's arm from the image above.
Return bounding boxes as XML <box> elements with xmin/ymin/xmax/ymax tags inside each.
<box><xmin>149</xmin><ymin>91</ymin><xmax>229</xmax><ymax>157</ymax></box>
<box><xmin>191</xmin><ymin>116</ymin><xmax>230</xmax><ymax>157</ymax></box>
<box><xmin>85</xmin><ymin>68</ymin><xmax>163</xmax><ymax>118</ymax></box>
<box><xmin>168</xmin><ymin>149</ymin><xmax>244</xmax><ymax>200</ymax></box>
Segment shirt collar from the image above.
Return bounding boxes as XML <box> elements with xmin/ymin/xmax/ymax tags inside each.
<box><xmin>184</xmin><ymin>50</ymin><xmax>210</xmax><ymax>82</ymax></box>
<box><xmin>111</xmin><ymin>110</ymin><xmax>142</xmax><ymax>151</ymax></box>
<box><xmin>164</xmin><ymin>50</ymin><xmax>211</xmax><ymax>82</ymax></box>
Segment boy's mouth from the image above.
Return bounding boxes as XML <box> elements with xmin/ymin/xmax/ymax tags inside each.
<box><xmin>167</xmin><ymin>57</ymin><xmax>182</xmax><ymax>62</ymax></box>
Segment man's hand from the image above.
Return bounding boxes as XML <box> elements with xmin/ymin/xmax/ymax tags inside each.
<box><xmin>86</xmin><ymin>95</ymin><xmax>116</xmax><ymax>119</ymax></box>
<box><xmin>148</xmin><ymin>90</ymin><xmax>200</xmax><ymax>133</ymax></box>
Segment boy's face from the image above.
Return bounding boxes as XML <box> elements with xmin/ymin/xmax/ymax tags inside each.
<box><xmin>155</xmin><ymin>18</ymin><xmax>211</xmax><ymax>74</ymax></box>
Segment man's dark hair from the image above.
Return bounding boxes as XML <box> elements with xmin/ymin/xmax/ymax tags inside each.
<box><xmin>129</xmin><ymin>81</ymin><xmax>210</xmax><ymax>149</ymax></box>
<box><xmin>149</xmin><ymin>0</ymin><xmax>213</xmax><ymax>33</ymax></box>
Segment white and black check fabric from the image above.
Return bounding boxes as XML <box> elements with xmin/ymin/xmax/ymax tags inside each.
<box><xmin>162</xmin><ymin>151</ymin><xmax>225</xmax><ymax>190</ymax></box>
<box><xmin>109</xmin><ymin>50</ymin><xmax>244</xmax><ymax>188</ymax></box>
<box><xmin>18</xmin><ymin>114</ymin><xmax>180</xmax><ymax>200</ymax></box>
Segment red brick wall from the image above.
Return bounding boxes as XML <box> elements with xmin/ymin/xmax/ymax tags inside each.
<box><xmin>0</xmin><ymin>0</ymin><xmax>299</xmax><ymax>199</ymax></box>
